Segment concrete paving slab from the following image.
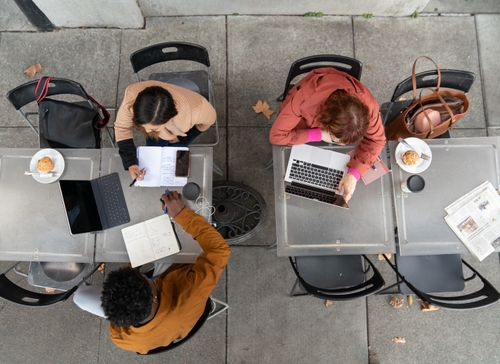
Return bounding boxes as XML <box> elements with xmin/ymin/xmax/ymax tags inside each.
<box><xmin>424</xmin><ymin>0</ymin><xmax>500</xmax><ymax>14</ymax></box>
<box><xmin>0</xmin><ymin>0</ymin><xmax>36</xmax><ymax>31</ymax></box>
<box><xmin>0</xmin><ymin>29</ymin><xmax>121</xmax><ymax>127</ymax></box>
<box><xmin>476</xmin><ymin>14</ymin><xmax>500</xmax><ymax>127</ymax></box>
<box><xmin>117</xmin><ymin>17</ymin><xmax>227</xmax><ymax>124</ymax></box>
<box><xmin>367</xmin><ymin>252</ymin><xmax>500</xmax><ymax>364</ymax></box>
<box><xmin>353</xmin><ymin>16</ymin><xmax>485</xmax><ymax>130</ymax></box>
<box><xmin>227</xmin><ymin>246</ymin><xmax>368</xmax><ymax>364</ymax></box>
<box><xmin>227</xmin><ymin>15</ymin><xmax>354</xmax><ymax>127</ymax></box>
<box><xmin>227</xmin><ymin>126</ymin><xmax>276</xmax><ymax>246</ymax></box>
<box><xmin>450</xmin><ymin>128</ymin><xmax>487</xmax><ymax>138</ymax></box>
<box><xmin>0</xmin><ymin>127</ymin><xmax>38</xmax><ymax>147</ymax></box>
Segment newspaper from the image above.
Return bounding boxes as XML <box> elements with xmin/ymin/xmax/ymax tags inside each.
<box><xmin>444</xmin><ymin>181</ymin><xmax>500</xmax><ymax>261</ymax></box>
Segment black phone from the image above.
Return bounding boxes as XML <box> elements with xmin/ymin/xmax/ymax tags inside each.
<box><xmin>175</xmin><ymin>150</ymin><xmax>190</xmax><ymax>178</ymax></box>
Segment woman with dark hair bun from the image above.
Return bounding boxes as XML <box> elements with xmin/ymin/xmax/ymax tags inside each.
<box><xmin>269</xmin><ymin>68</ymin><xmax>386</xmax><ymax>202</ymax></box>
<box><xmin>115</xmin><ymin>81</ymin><xmax>216</xmax><ymax>181</ymax></box>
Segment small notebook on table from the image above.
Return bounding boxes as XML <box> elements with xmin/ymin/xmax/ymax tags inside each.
<box><xmin>121</xmin><ymin>214</ymin><xmax>182</xmax><ymax>267</ymax></box>
<box><xmin>135</xmin><ymin>146</ymin><xmax>188</xmax><ymax>187</ymax></box>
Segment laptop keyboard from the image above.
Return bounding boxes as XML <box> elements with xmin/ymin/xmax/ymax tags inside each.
<box><xmin>289</xmin><ymin>159</ymin><xmax>344</xmax><ymax>190</ymax></box>
<box><xmin>97</xmin><ymin>173</ymin><xmax>130</xmax><ymax>227</ymax></box>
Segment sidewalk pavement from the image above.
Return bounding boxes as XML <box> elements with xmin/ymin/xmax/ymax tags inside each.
<box><xmin>1</xmin><ymin>2</ymin><xmax>500</xmax><ymax>363</ymax></box>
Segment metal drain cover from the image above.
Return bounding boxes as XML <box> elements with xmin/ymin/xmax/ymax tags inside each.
<box><xmin>212</xmin><ymin>181</ymin><xmax>267</xmax><ymax>244</ymax></box>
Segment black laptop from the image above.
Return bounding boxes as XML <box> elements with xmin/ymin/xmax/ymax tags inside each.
<box><xmin>59</xmin><ymin>172</ymin><xmax>130</xmax><ymax>235</ymax></box>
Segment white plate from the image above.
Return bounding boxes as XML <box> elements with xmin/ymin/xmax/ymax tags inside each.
<box><xmin>29</xmin><ymin>149</ymin><xmax>65</xmax><ymax>184</ymax></box>
<box><xmin>395</xmin><ymin>137</ymin><xmax>432</xmax><ymax>173</ymax></box>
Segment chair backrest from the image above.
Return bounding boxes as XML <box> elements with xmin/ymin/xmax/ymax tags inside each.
<box><xmin>140</xmin><ymin>297</ymin><xmax>212</xmax><ymax>355</ymax></box>
<box><xmin>282</xmin><ymin>55</ymin><xmax>363</xmax><ymax>100</ymax></box>
<box><xmin>383</xmin><ymin>255</ymin><xmax>500</xmax><ymax>310</ymax></box>
<box><xmin>0</xmin><ymin>262</ymin><xmax>101</xmax><ymax>307</ymax></box>
<box><xmin>6</xmin><ymin>77</ymin><xmax>91</xmax><ymax>111</ymax></box>
<box><xmin>130</xmin><ymin>42</ymin><xmax>210</xmax><ymax>77</ymax></box>
<box><xmin>289</xmin><ymin>255</ymin><xmax>385</xmax><ymax>301</ymax></box>
<box><xmin>390</xmin><ymin>69</ymin><xmax>475</xmax><ymax>102</ymax></box>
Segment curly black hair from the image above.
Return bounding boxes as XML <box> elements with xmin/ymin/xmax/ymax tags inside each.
<box><xmin>101</xmin><ymin>268</ymin><xmax>152</xmax><ymax>327</ymax></box>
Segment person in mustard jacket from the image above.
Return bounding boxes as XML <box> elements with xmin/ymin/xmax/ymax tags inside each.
<box><xmin>115</xmin><ymin>81</ymin><xmax>216</xmax><ymax>182</ymax></box>
<box><xmin>269</xmin><ymin>67</ymin><xmax>386</xmax><ymax>202</ymax></box>
<box><xmin>73</xmin><ymin>192</ymin><xmax>230</xmax><ymax>354</ymax></box>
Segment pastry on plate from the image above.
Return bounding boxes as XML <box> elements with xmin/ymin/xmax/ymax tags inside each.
<box><xmin>37</xmin><ymin>156</ymin><xmax>54</xmax><ymax>172</ymax></box>
<box><xmin>402</xmin><ymin>150</ymin><xmax>420</xmax><ymax>166</ymax></box>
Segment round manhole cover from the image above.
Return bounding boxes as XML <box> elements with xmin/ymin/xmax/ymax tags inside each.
<box><xmin>212</xmin><ymin>181</ymin><xmax>267</xmax><ymax>244</ymax></box>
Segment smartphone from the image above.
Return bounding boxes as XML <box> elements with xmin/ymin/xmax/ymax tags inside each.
<box><xmin>175</xmin><ymin>150</ymin><xmax>190</xmax><ymax>178</ymax></box>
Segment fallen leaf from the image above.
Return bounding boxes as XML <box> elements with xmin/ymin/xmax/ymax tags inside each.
<box><xmin>389</xmin><ymin>296</ymin><xmax>404</xmax><ymax>309</ymax></box>
<box><xmin>23</xmin><ymin>63</ymin><xmax>42</xmax><ymax>78</ymax></box>
<box><xmin>418</xmin><ymin>299</ymin><xmax>439</xmax><ymax>312</ymax></box>
<box><xmin>407</xmin><ymin>295</ymin><xmax>413</xmax><ymax>306</ymax></box>
<box><xmin>252</xmin><ymin>100</ymin><xmax>275</xmax><ymax>120</ymax></box>
<box><xmin>369</xmin><ymin>353</ymin><xmax>378</xmax><ymax>359</ymax></box>
<box><xmin>98</xmin><ymin>263</ymin><xmax>105</xmax><ymax>273</ymax></box>
<box><xmin>325</xmin><ymin>300</ymin><xmax>334</xmax><ymax>307</ymax></box>
<box><xmin>45</xmin><ymin>287</ymin><xmax>55</xmax><ymax>294</ymax></box>
<box><xmin>392</xmin><ymin>337</ymin><xmax>406</xmax><ymax>344</ymax></box>
<box><xmin>378</xmin><ymin>253</ymin><xmax>391</xmax><ymax>260</ymax></box>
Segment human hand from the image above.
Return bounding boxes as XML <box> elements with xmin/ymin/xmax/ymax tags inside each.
<box><xmin>321</xmin><ymin>129</ymin><xmax>334</xmax><ymax>143</ymax></box>
<box><xmin>338</xmin><ymin>173</ymin><xmax>358</xmax><ymax>203</ymax></box>
<box><xmin>129</xmin><ymin>165</ymin><xmax>146</xmax><ymax>181</ymax></box>
<box><xmin>161</xmin><ymin>191</ymin><xmax>185</xmax><ymax>219</ymax></box>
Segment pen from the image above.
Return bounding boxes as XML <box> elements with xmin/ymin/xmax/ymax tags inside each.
<box><xmin>161</xmin><ymin>189</ymin><xmax>169</xmax><ymax>214</ymax></box>
<box><xmin>129</xmin><ymin>168</ymin><xmax>146</xmax><ymax>188</ymax></box>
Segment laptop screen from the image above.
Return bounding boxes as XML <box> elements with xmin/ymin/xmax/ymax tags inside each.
<box><xmin>59</xmin><ymin>180</ymin><xmax>103</xmax><ymax>234</ymax></box>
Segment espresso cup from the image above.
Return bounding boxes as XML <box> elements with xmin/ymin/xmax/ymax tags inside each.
<box><xmin>182</xmin><ymin>182</ymin><xmax>201</xmax><ymax>200</ymax></box>
<box><xmin>401</xmin><ymin>175</ymin><xmax>425</xmax><ymax>193</ymax></box>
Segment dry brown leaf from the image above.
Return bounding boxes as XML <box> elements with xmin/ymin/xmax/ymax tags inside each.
<box><xmin>407</xmin><ymin>295</ymin><xmax>413</xmax><ymax>306</ymax></box>
<box><xmin>369</xmin><ymin>353</ymin><xmax>378</xmax><ymax>359</ymax></box>
<box><xmin>418</xmin><ymin>299</ymin><xmax>439</xmax><ymax>312</ymax></box>
<box><xmin>45</xmin><ymin>287</ymin><xmax>55</xmax><ymax>294</ymax></box>
<box><xmin>252</xmin><ymin>100</ymin><xmax>275</xmax><ymax>120</ymax></box>
<box><xmin>23</xmin><ymin>63</ymin><xmax>42</xmax><ymax>78</ymax></box>
<box><xmin>389</xmin><ymin>296</ymin><xmax>404</xmax><ymax>309</ymax></box>
<box><xmin>325</xmin><ymin>300</ymin><xmax>334</xmax><ymax>307</ymax></box>
<box><xmin>392</xmin><ymin>337</ymin><xmax>406</xmax><ymax>344</ymax></box>
<box><xmin>378</xmin><ymin>253</ymin><xmax>392</xmax><ymax>260</ymax></box>
<box><xmin>98</xmin><ymin>263</ymin><xmax>105</xmax><ymax>273</ymax></box>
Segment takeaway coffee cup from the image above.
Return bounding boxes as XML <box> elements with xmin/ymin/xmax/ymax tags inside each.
<box><xmin>182</xmin><ymin>182</ymin><xmax>201</xmax><ymax>200</ymax></box>
<box><xmin>401</xmin><ymin>175</ymin><xmax>425</xmax><ymax>193</ymax></box>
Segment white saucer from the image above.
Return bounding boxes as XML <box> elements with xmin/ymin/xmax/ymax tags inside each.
<box><xmin>29</xmin><ymin>149</ymin><xmax>65</xmax><ymax>184</ymax></box>
<box><xmin>395</xmin><ymin>137</ymin><xmax>432</xmax><ymax>173</ymax></box>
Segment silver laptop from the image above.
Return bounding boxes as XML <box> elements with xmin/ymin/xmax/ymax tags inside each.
<box><xmin>284</xmin><ymin>144</ymin><xmax>351</xmax><ymax>208</ymax></box>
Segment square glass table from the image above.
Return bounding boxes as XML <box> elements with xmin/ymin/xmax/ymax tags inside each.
<box><xmin>96</xmin><ymin>147</ymin><xmax>213</xmax><ymax>264</ymax></box>
<box><xmin>0</xmin><ymin>148</ymin><xmax>100</xmax><ymax>262</ymax></box>
<box><xmin>273</xmin><ymin>145</ymin><xmax>395</xmax><ymax>256</ymax></box>
<box><xmin>389</xmin><ymin>136</ymin><xmax>500</xmax><ymax>256</ymax></box>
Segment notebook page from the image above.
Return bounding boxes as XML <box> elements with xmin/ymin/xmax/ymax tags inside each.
<box><xmin>160</xmin><ymin>147</ymin><xmax>188</xmax><ymax>186</ymax></box>
<box><xmin>145</xmin><ymin>214</ymin><xmax>181</xmax><ymax>259</ymax></box>
<box><xmin>136</xmin><ymin>147</ymin><xmax>163</xmax><ymax>187</ymax></box>
<box><xmin>121</xmin><ymin>223</ymin><xmax>156</xmax><ymax>267</ymax></box>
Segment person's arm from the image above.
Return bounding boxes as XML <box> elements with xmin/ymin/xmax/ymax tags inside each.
<box><xmin>269</xmin><ymin>101</ymin><xmax>310</xmax><ymax>145</ymax></box>
<box><xmin>115</xmin><ymin>86</ymin><xmax>138</xmax><ymax>170</ymax></box>
<box><xmin>161</xmin><ymin>192</ymin><xmax>230</xmax><ymax>287</ymax></box>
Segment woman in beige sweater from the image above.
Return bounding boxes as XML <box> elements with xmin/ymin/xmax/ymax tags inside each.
<box><xmin>115</xmin><ymin>80</ymin><xmax>216</xmax><ymax>181</ymax></box>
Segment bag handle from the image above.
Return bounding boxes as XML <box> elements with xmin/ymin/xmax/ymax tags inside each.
<box><xmin>34</xmin><ymin>76</ymin><xmax>109</xmax><ymax>130</ymax></box>
<box><xmin>417</xmin><ymin>88</ymin><xmax>455</xmax><ymax>138</ymax></box>
<box><xmin>411</xmin><ymin>56</ymin><xmax>441</xmax><ymax>101</ymax></box>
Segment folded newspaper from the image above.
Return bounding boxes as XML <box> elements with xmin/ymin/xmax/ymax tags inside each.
<box><xmin>444</xmin><ymin>181</ymin><xmax>500</xmax><ymax>261</ymax></box>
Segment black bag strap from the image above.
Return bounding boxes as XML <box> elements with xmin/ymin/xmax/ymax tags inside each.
<box><xmin>34</xmin><ymin>76</ymin><xmax>109</xmax><ymax>130</ymax></box>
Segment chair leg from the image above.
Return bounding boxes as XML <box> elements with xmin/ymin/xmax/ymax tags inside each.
<box><xmin>265</xmin><ymin>158</ymin><xmax>273</xmax><ymax>170</ymax></box>
<box><xmin>290</xmin><ymin>278</ymin><xmax>308</xmax><ymax>297</ymax></box>
<box><xmin>104</xmin><ymin>127</ymin><xmax>116</xmax><ymax>148</ymax></box>
<box><xmin>213</xmin><ymin>163</ymin><xmax>224</xmax><ymax>176</ymax></box>
<box><xmin>207</xmin><ymin>297</ymin><xmax>229</xmax><ymax>320</ymax></box>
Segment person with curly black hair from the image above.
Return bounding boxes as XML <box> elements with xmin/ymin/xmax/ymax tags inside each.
<box><xmin>73</xmin><ymin>191</ymin><xmax>230</xmax><ymax>353</ymax></box>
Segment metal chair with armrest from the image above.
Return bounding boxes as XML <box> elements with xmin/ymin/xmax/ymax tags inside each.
<box><xmin>381</xmin><ymin>253</ymin><xmax>500</xmax><ymax>310</ymax></box>
<box><xmin>289</xmin><ymin>254</ymin><xmax>384</xmax><ymax>300</ymax></box>
<box><xmin>381</xmin><ymin>69</ymin><xmax>476</xmax><ymax>138</ymax></box>
<box><xmin>0</xmin><ymin>262</ymin><xmax>102</xmax><ymax>307</ymax></box>
<box><xmin>6</xmin><ymin>77</ymin><xmax>114</xmax><ymax>148</ymax></box>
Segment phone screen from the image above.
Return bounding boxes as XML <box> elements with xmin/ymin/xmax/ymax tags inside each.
<box><xmin>175</xmin><ymin>150</ymin><xmax>190</xmax><ymax>178</ymax></box>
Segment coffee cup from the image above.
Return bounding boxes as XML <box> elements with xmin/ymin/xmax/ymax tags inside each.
<box><xmin>401</xmin><ymin>175</ymin><xmax>425</xmax><ymax>193</ymax></box>
<box><xmin>182</xmin><ymin>182</ymin><xmax>201</xmax><ymax>200</ymax></box>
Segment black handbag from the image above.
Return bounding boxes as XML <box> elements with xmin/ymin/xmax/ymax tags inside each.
<box><xmin>35</xmin><ymin>76</ymin><xmax>110</xmax><ymax>148</ymax></box>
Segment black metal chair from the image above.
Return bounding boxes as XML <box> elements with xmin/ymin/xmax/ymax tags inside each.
<box><xmin>381</xmin><ymin>253</ymin><xmax>500</xmax><ymax>310</ymax></box>
<box><xmin>130</xmin><ymin>41</ymin><xmax>219</xmax><ymax>149</ymax></box>
<box><xmin>0</xmin><ymin>262</ymin><xmax>101</xmax><ymax>307</ymax></box>
<box><xmin>6</xmin><ymin>77</ymin><xmax>114</xmax><ymax>148</ymax></box>
<box><xmin>289</xmin><ymin>255</ymin><xmax>385</xmax><ymax>301</ymax></box>
<box><xmin>138</xmin><ymin>297</ymin><xmax>228</xmax><ymax>355</ymax></box>
<box><xmin>276</xmin><ymin>54</ymin><xmax>363</xmax><ymax>102</ymax></box>
<box><xmin>381</xmin><ymin>69</ymin><xmax>476</xmax><ymax>139</ymax></box>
